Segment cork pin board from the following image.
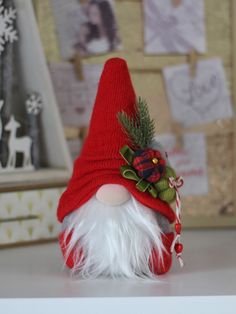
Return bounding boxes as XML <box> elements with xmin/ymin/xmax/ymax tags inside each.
<box><xmin>34</xmin><ymin>0</ymin><xmax>236</xmax><ymax>228</ymax></box>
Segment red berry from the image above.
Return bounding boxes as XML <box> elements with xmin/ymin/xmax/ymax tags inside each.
<box><xmin>175</xmin><ymin>223</ymin><xmax>182</xmax><ymax>234</ymax></box>
<box><xmin>175</xmin><ymin>243</ymin><xmax>183</xmax><ymax>254</ymax></box>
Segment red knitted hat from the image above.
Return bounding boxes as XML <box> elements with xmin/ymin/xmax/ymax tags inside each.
<box><xmin>57</xmin><ymin>58</ymin><xmax>175</xmax><ymax>223</ymax></box>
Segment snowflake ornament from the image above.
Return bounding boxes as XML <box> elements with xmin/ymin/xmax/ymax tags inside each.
<box><xmin>0</xmin><ymin>0</ymin><xmax>18</xmax><ymax>54</ymax></box>
<box><xmin>25</xmin><ymin>93</ymin><xmax>43</xmax><ymax>115</ymax></box>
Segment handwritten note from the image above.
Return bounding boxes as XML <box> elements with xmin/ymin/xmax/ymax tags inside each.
<box><xmin>49</xmin><ymin>62</ymin><xmax>102</xmax><ymax>127</ymax></box>
<box><xmin>144</xmin><ymin>0</ymin><xmax>206</xmax><ymax>54</ymax></box>
<box><xmin>163</xmin><ymin>58</ymin><xmax>233</xmax><ymax>127</ymax></box>
<box><xmin>157</xmin><ymin>133</ymin><xmax>208</xmax><ymax>196</ymax></box>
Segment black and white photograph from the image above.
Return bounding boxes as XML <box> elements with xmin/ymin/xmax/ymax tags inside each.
<box><xmin>51</xmin><ymin>0</ymin><xmax>122</xmax><ymax>58</ymax></box>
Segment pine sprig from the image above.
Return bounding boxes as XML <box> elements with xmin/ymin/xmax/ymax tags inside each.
<box><xmin>136</xmin><ymin>97</ymin><xmax>155</xmax><ymax>148</ymax></box>
<box><xmin>117</xmin><ymin>97</ymin><xmax>155</xmax><ymax>149</ymax></box>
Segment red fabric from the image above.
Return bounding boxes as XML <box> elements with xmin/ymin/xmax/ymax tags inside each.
<box><xmin>59</xmin><ymin>231</ymin><xmax>74</xmax><ymax>269</ymax></box>
<box><xmin>59</xmin><ymin>229</ymin><xmax>174</xmax><ymax>275</ymax></box>
<box><xmin>59</xmin><ymin>231</ymin><xmax>83</xmax><ymax>269</ymax></box>
<box><xmin>149</xmin><ymin>232</ymin><xmax>174</xmax><ymax>275</ymax></box>
<box><xmin>57</xmin><ymin>58</ymin><xmax>175</xmax><ymax>224</ymax></box>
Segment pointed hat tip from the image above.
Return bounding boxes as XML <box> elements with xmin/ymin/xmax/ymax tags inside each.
<box><xmin>104</xmin><ymin>57</ymin><xmax>128</xmax><ymax>70</ymax></box>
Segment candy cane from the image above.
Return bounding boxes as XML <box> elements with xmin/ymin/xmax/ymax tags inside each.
<box><xmin>169</xmin><ymin>176</ymin><xmax>184</xmax><ymax>267</ymax></box>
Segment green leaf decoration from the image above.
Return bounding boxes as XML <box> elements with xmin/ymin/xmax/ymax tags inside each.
<box><xmin>119</xmin><ymin>145</ymin><xmax>135</xmax><ymax>165</ymax></box>
<box><xmin>117</xmin><ymin>97</ymin><xmax>155</xmax><ymax>149</ymax></box>
<box><xmin>120</xmin><ymin>164</ymin><xmax>158</xmax><ymax>198</ymax></box>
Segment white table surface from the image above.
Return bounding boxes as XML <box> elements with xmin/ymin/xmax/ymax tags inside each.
<box><xmin>1</xmin><ymin>229</ymin><xmax>236</xmax><ymax>314</ymax></box>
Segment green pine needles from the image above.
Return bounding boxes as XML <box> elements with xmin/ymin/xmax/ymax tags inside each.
<box><xmin>117</xmin><ymin>97</ymin><xmax>155</xmax><ymax>149</ymax></box>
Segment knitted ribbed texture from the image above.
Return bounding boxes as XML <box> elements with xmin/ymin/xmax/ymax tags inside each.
<box><xmin>57</xmin><ymin>58</ymin><xmax>175</xmax><ymax>223</ymax></box>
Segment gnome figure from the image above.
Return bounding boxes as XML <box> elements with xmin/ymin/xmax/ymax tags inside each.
<box><xmin>57</xmin><ymin>58</ymin><xmax>183</xmax><ymax>279</ymax></box>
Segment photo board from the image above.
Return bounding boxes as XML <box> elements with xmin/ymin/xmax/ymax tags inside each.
<box><xmin>35</xmin><ymin>0</ymin><xmax>236</xmax><ymax>228</ymax></box>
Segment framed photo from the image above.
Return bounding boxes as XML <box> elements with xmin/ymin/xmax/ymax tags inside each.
<box><xmin>50</xmin><ymin>0</ymin><xmax>122</xmax><ymax>59</ymax></box>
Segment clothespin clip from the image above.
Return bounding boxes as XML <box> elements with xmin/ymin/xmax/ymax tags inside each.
<box><xmin>73</xmin><ymin>53</ymin><xmax>84</xmax><ymax>81</ymax></box>
<box><xmin>79</xmin><ymin>126</ymin><xmax>88</xmax><ymax>141</ymax></box>
<box><xmin>171</xmin><ymin>0</ymin><xmax>182</xmax><ymax>7</ymax></box>
<box><xmin>188</xmin><ymin>49</ymin><xmax>198</xmax><ymax>77</ymax></box>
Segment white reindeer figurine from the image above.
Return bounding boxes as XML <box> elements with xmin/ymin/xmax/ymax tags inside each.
<box><xmin>5</xmin><ymin>116</ymin><xmax>33</xmax><ymax>169</ymax></box>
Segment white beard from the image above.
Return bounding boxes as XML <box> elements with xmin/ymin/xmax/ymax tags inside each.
<box><xmin>61</xmin><ymin>195</ymin><xmax>171</xmax><ymax>279</ymax></box>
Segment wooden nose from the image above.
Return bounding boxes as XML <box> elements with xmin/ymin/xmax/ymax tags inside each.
<box><xmin>96</xmin><ymin>184</ymin><xmax>131</xmax><ymax>206</ymax></box>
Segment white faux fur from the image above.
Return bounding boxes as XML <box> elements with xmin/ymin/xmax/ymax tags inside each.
<box><xmin>62</xmin><ymin>195</ymin><xmax>168</xmax><ymax>279</ymax></box>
